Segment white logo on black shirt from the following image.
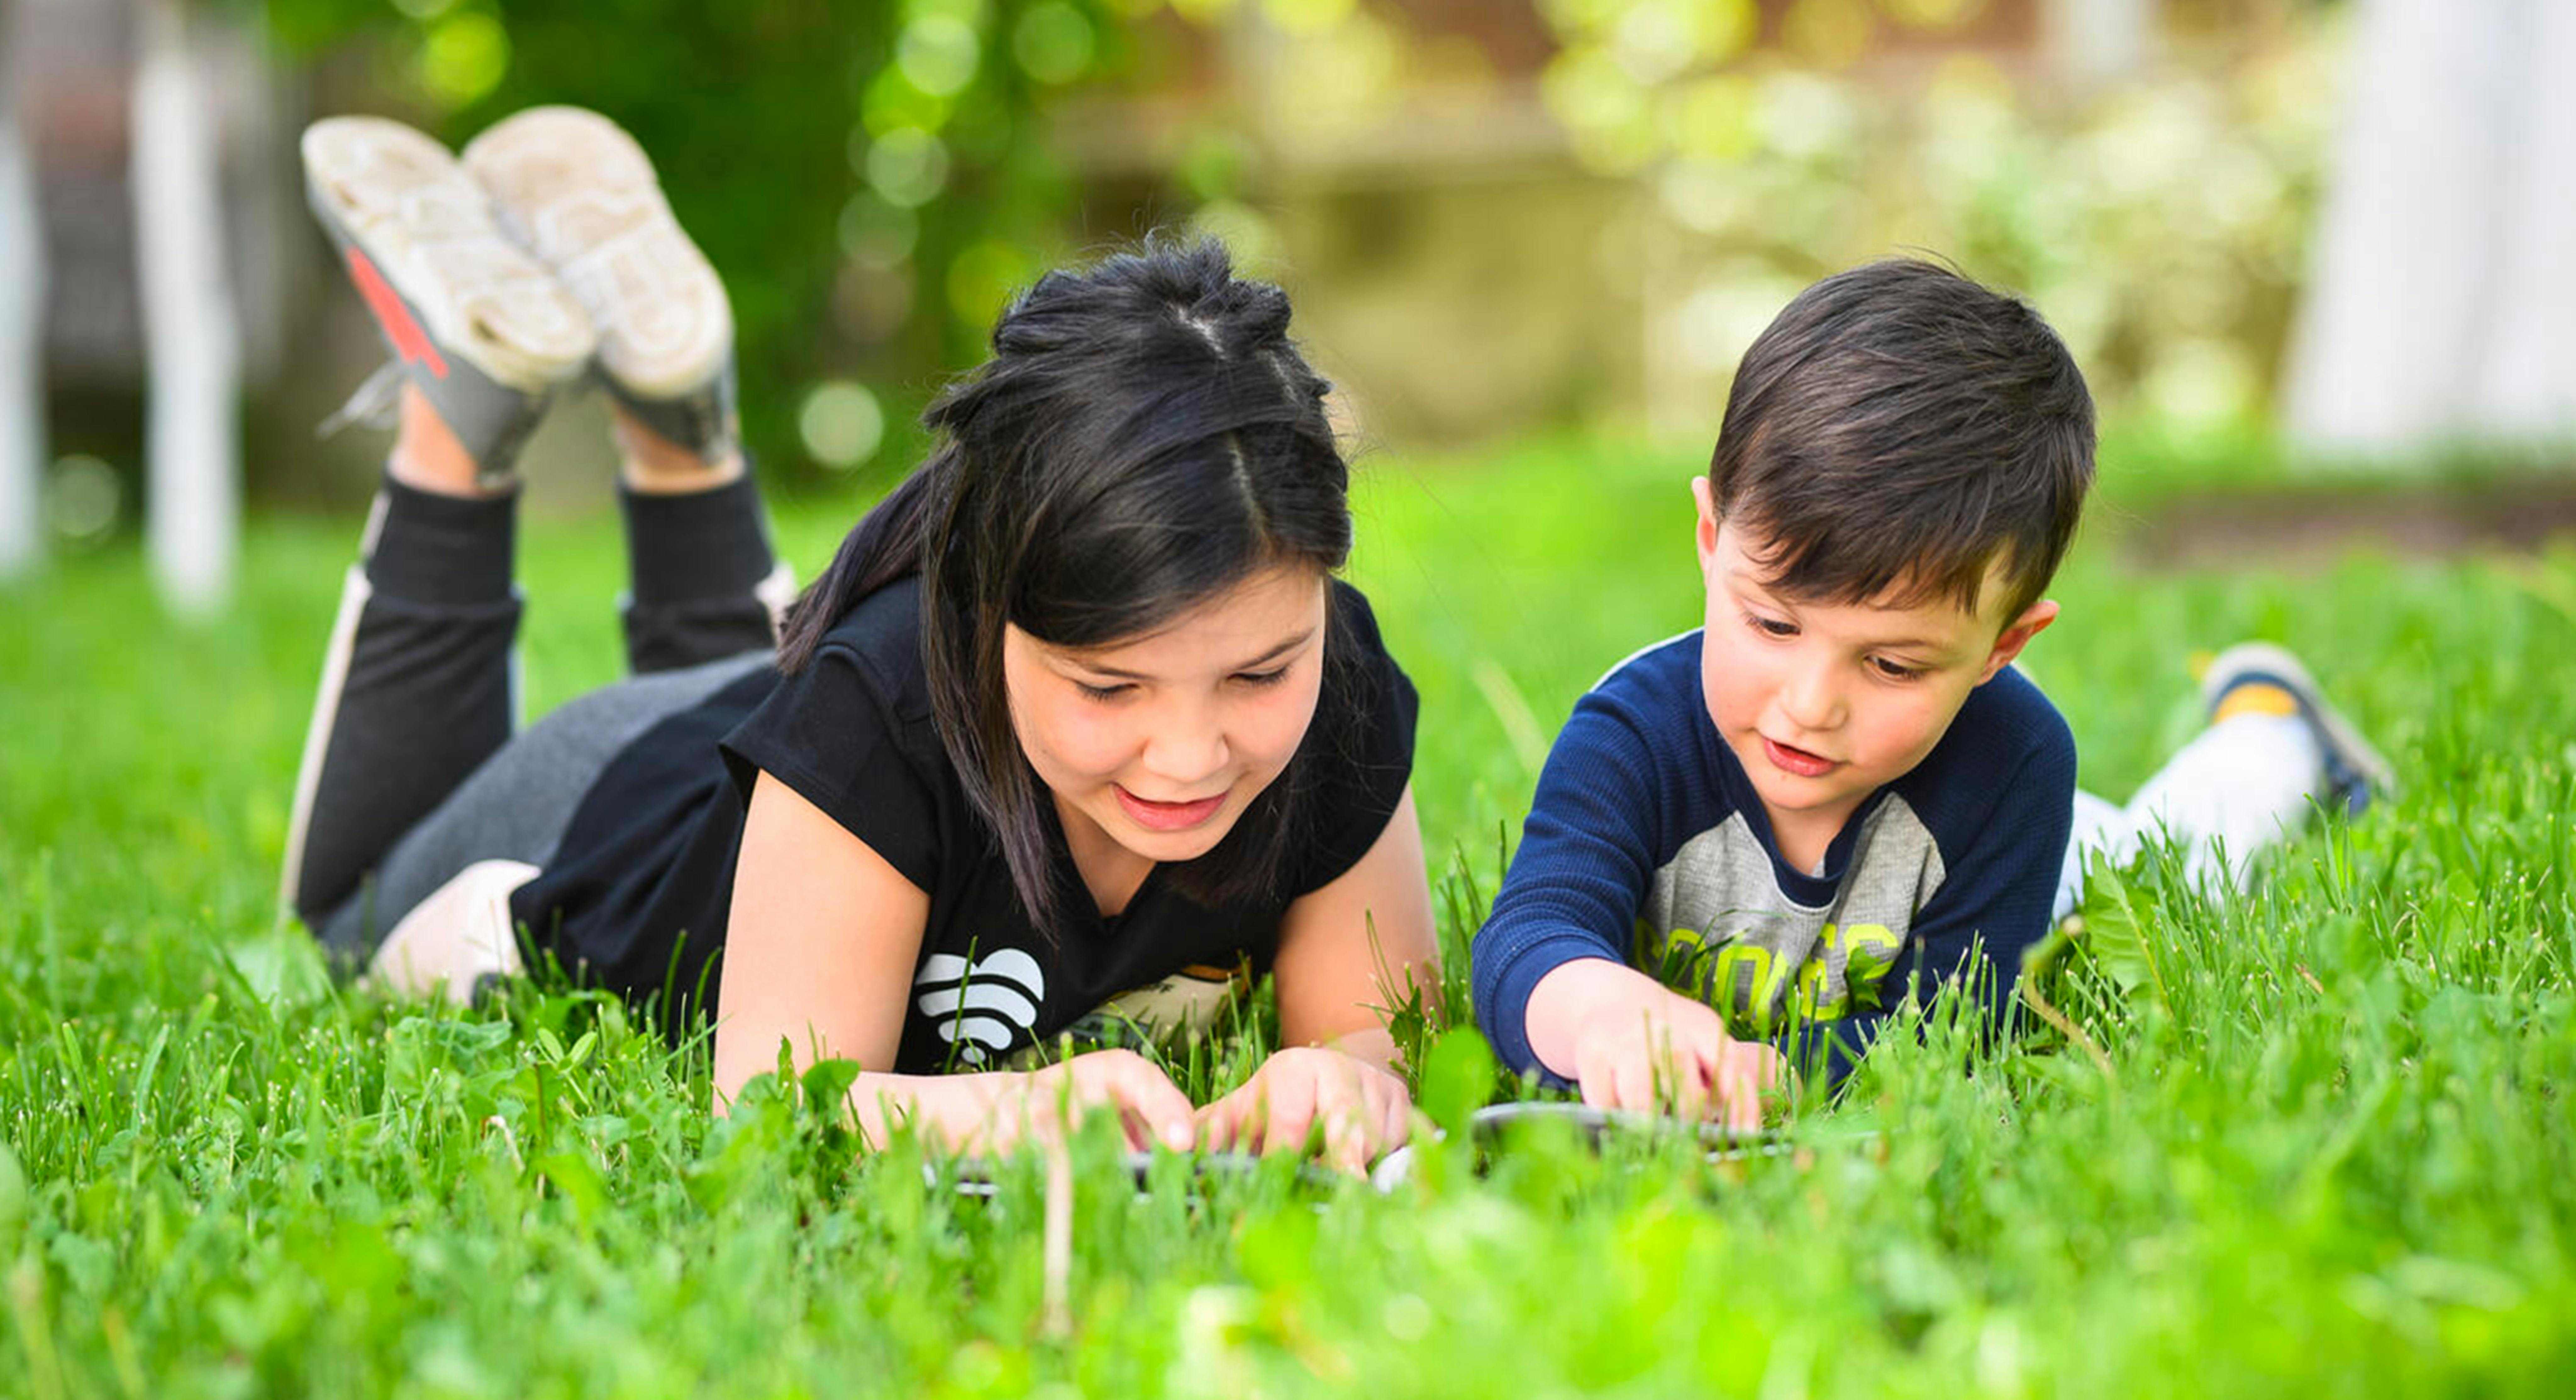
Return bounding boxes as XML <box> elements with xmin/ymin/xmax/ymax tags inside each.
<box><xmin>913</xmin><ymin>948</ymin><xmax>1045</xmax><ymax>1067</ymax></box>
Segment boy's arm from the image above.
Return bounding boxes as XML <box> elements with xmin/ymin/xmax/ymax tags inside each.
<box><xmin>1776</xmin><ymin>721</ymin><xmax>2079</xmax><ymax>1091</ymax></box>
<box><xmin>1471</xmin><ymin>694</ymin><xmax>1669</xmax><ymax>1085</ymax></box>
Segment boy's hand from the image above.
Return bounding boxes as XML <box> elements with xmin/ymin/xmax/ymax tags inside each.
<box><xmin>1196</xmin><ymin>1045</ymin><xmax>1413</xmax><ymax>1173</ymax></box>
<box><xmin>1527</xmin><ymin>959</ymin><xmax>1783</xmax><ymax>1131</ymax></box>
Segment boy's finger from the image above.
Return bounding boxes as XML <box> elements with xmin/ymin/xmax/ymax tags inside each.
<box><xmin>1716</xmin><ymin>1063</ymin><xmax>1762</xmax><ymax>1133</ymax></box>
<box><xmin>1664</xmin><ymin>1046</ymin><xmax>1712</xmax><ymax>1121</ymax></box>
<box><xmin>1609</xmin><ymin>1054</ymin><xmax>1653</xmax><ymax>1115</ymax></box>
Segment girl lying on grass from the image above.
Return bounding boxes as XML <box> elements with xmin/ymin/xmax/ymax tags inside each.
<box><xmin>281</xmin><ymin>109</ymin><xmax>1437</xmax><ymax>1170</ymax></box>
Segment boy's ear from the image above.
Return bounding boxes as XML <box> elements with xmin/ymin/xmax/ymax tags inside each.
<box><xmin>1976</xmin><ymin>599</ymin><xmax>2059</xmax><ymax>684</ymax></box>
<box><xmin>1691</xmin><ymin>476</ymin><xmax>1720</xmax><ymax>569</ymax></box>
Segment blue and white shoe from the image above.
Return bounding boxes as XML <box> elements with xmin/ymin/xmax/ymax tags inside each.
<box><xmin>2201</xmin><ymin>642</ymin><xmax>2394</xmax><ymax>816</ymax></box>
<box><xmin>302</xmin><ymin>117</ymin><xmax>596</xmax><ymax>485</ymax></box>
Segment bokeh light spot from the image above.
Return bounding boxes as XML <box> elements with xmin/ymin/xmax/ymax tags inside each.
<box><xmin>897</xmin><ymin>14</ymin><xmax>983</xmax><ymax>99</ymax></box>
<box><xmin>838</xmin><ymin>193</ymin><xmax>920</xmax><ymax>271</ymax></box>
<box><xmin>865</xmin><ymin>128</ymin><xmax>952</xmax><ymax>208</ymax></box>
<box><xmin>798</xmin><ymin>382</ymin><xmax>886</xmax><ymax>470</ymax></box>
<box><xmin>1261</xmin><ymin>0</ymin><xmax>1356</xmax><ymax>37</ymax></box>
<box><xmin>45</xmin><ymin>455</ymin><xmax>121</xmax><ymax>546</ymax></box>
<box><xmin>1013</xmin><ymin>3</ymin><xmax>1096</xmax><ymax>85</ymax></box>
<box><xmin>419</xmin><ymin>13</ymin><xmax>509</xmax><ymax>110</ymax></box>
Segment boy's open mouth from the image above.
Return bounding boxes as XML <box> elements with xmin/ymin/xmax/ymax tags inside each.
<box><xmin>1761</xmin><ymin>737</ymin><xmax>1838</xmax><ymax>778</ymax></box>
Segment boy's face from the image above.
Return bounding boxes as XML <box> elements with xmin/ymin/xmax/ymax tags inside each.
<box><xmin>1691</xmin><ymin>478</ymin><xmax>2058</xmax><ymax>858</ymax></box>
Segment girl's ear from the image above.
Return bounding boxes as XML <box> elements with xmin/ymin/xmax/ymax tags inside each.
<box><xmin>1691</xmin><ymin>476</ymin><xmax>1721</xmax><ymax>570</ymax></box>
<box><xmin>1976</xmin><ymin>599</ymin><xmax>2060</xmax><ymax>684</ymax></box>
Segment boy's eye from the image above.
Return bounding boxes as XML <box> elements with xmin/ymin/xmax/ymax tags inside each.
<box><xmin>1870</xmin><ymin>657</ymin><xmax>1926</xmax><ymax>681</ymax></box>
<box><xmin>1232</xmin><ymin>667</ymin><xmax>1290</xmax><ymax>688</ymax></box>
<box><xmin>1743</xmin><ymin>610</ymin><xmax>1797</xmax><ymax>639</ymax></box>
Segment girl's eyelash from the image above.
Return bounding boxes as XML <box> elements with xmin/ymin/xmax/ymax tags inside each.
<box><xmin>1078</xmin><ymin>668</ymin><xmax>1285</xmax><ymax>698</ymax></box>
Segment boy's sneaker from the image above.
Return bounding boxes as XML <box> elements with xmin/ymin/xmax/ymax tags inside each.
<box><xmin>2200</xmin><ymin>642</ymin><xmax>2394</xmax><ymax>817</ymax></box>
<box><xmin>302</xmin><ymin>117</ymin><xmax>596</xmax><ymax>485</ymax></box>
<box><xmin>461</xmin><ymin>107</ymin><xmax>739</xmax><ymax>463</ymax></box>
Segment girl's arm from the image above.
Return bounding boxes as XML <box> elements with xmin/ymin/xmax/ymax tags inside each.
<box><xmin>713</xmin><ymin>772</ymin><xmax>1194</xmax><ymax>1151</ymax></box>
<box><xmin>1198</xmin><ymin>786</ymin><xmax>1440</xmax><ymax>1167</ymax></box>
<box><xmin>1271</xmin><ymin>784</ymin><xmax>1441</xmax><ymax>1065</ymax></box>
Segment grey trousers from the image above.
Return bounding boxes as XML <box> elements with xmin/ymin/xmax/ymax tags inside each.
<box><xmin>281</xmin><ymin>470</ymin><xmax>786</xmax><ymax>959</ymax></box>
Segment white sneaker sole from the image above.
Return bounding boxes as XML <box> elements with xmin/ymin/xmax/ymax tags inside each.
<box><xmin>461</xmin><ymin>107</ymin><xmax>733</xmax><ymax>400</ymax></box>
<box><xmin>301</xmin><ymin>117</ymin><xmax>595</xmax><ymax>394</ymax></box>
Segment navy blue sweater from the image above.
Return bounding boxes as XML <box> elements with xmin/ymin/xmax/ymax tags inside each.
<box><xmin>1471</xmin><ymin>631</ymin><xmax>2076</xmax><ymax>1089</ymax></box>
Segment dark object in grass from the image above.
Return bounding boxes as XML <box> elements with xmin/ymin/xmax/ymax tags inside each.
<box><xmin>1366</xmin><ymin>1101</ymin><xmax>1866</xmax><ymax>1192</ymax></box>
<box><xmin>931</xmin><ymin>1148</ymin><xmax>1347</xmax><ymax>1199</ymax></box>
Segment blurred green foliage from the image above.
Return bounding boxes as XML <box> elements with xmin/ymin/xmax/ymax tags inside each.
<box><xmin>1537</xmin><ymin>0</ymin><xmax>2339</xmax><ymax>433</ymax></box>
<box><xmin>224</xmin><ymin>0</ymin><xmax>2350</xmax><ymax>487</ymax></box>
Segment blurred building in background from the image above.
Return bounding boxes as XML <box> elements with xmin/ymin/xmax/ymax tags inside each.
<box><xmin>2</xmin><ymin>0</ymin><xmax>2568</xmax><ymax>585</ymax></box>
<box><xmin>1070</xmin><ymin>0</ymin><xmax>2326</xmax><ymax>443</ymax></box>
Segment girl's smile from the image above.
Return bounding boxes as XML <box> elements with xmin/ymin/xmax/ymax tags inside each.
<box><xmin>1114</xmin><ymin>785</ymin><xmax>1229</xmax><ymax>832</ymax></box>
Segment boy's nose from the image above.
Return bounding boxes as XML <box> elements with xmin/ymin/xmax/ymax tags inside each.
<box><xmin>1780</xmin><ymin>663</ymin><xmax>1846</xmax><ymax>732</ymax></box>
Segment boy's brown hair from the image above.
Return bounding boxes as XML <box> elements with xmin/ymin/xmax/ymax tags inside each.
<box><xmin>1709</xmin><ymin>259</ymin><xmax>2095</xmax><ymax>625</ymax></box>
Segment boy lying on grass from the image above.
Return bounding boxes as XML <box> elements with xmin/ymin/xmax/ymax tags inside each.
<box><xmin>1470</xmin><ymin>261</ymin><xmax>2389</xmax><ymax>1124</ymax></box>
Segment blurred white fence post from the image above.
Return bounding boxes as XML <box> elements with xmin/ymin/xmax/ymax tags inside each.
<box><xmin>132</xmin><ymin>0</ymin><xmax>241</xmax><ymax>614</ymax></box>
<box><xmin>2470</xmin><ymin>2</ymin><xmax>2576</xmax><ymax>441</ymax></box>
<box><xmin>2285</xmin><ymin>0</ymin><xmax>2576</xmax><ymax>461</ymax></box>
<box><xmin>0</xmin><ymin>67</ymin><xmax>44</xmax><ymax>578</ymax></box>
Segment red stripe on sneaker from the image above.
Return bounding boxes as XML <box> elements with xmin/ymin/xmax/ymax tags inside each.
<box><xmin>345</xmin><ymin>247</ymin><xmax>450</xmax><ymax>381</ymax></box>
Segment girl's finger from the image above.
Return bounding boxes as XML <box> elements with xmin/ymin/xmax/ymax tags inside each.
<box><xmin>1318</xmin><ymin>1093</ymin><xmax>1368</xmax><ymax>1175</ymax></box>
<box><xmin>1195</xmin><ymin>1092</ymin><xmax>1245</xmax><ymax>1152</ymax></box>
<box><xmin>1256</xmin><ymin>1065</ymin><xmax>1320</xmax><ymax>1156</ymax></box>
<box><xmin>1106</xmin><ymin>1056</ymin><xmax>1197</xmax><ymax>1152</ymax></box>
<box><xmin>1373</xmin><ymin>1077</ymin><xmax>1412</xmax><ymax>1153</ymax></box>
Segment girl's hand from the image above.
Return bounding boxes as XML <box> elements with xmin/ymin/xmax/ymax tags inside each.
<box><xmin>1196</xmin><ymin>1045</ymin><xmax>1414</xmax><ymax>1172</ymax></box>
<box><xmin>922</xmin><ymin>1049</ymin><xmax>1197</xmax><ymax>1157</ymax></box>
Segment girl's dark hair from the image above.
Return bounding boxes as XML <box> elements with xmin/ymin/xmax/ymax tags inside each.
<box><xmin>777</xmin><ymin>236</ymin><xmax>1355</xmax><ymax>931</ymax></box>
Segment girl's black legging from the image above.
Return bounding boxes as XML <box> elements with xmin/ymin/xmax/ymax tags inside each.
<box><xmin>281</xmin><ymin>468</ymin><xmax>783</xmax><ymax>958</ymax></box>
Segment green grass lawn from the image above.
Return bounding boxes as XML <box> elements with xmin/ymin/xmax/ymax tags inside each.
<box><xmin>4</xmin><ymin>437</ymin><xmax>2573</xmax><ymax>1396</ymax></box>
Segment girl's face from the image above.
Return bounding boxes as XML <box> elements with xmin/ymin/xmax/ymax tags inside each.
<box><xmin>1003</xmin><ymin>564</ymin><xmax>1329</xmax><ymax>869</ymax></box>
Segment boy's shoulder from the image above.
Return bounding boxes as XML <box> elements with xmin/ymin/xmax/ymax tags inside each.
<box><xmin>1567</xmin><ymin>629</ymin><xmax>1725</xmax><ymax>776</ymax></box>
<box><xmin>1895</xmin><ymin>665</ymin><xmax>2077</xmax><ymax>825</ymax></box>
<box><xmin>1584</xmin><ymin>628</ymin><xmax>1706</xmax><ymax>719</ymax></box>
